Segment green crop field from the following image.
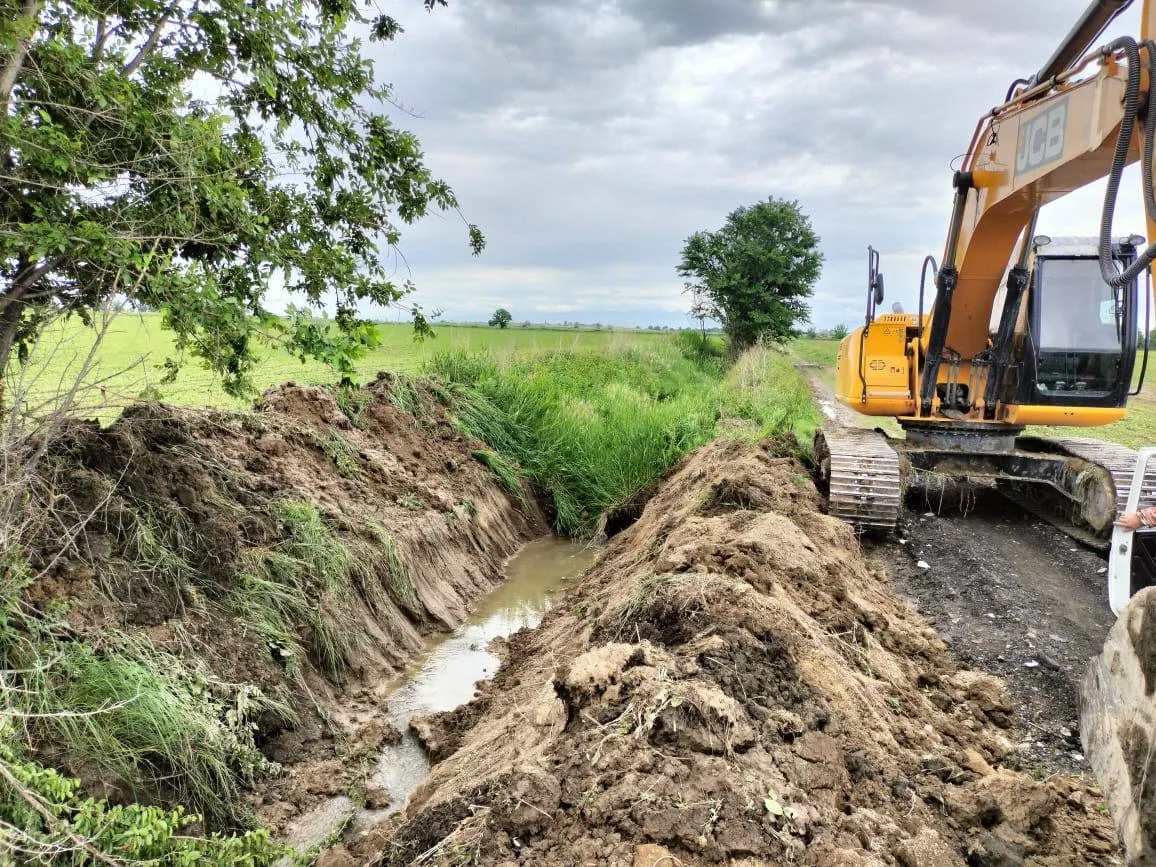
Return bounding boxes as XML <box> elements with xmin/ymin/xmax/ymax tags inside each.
<box><xmin>16</xmin><ymin>313</ymin><xmax>669</xmax><ymax>412</ymax></box>
<box><xmin>788</xmin><ymin>337</ymin><xmax>1156</xmax><ymax>449</ymax></box>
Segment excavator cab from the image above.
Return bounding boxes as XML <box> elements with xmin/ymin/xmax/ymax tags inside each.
<box><xmin>1019</xmin><ymin>237</ymin><xmax>1139</xmax><ymax>408</ymax></box>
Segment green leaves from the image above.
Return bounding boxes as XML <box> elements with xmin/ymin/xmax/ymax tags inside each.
<box><xmin>678</xmin><ymin>197</ymin><xmax>823</xmax><ymax>352</ymax></box>
<box><xmin>0</xmin><ymin>0</ymin><xmax>480</xmax><ymax>393</ymax></box>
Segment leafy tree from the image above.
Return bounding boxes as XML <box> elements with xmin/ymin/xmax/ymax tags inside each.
<box><xmin>0</xmin><ymin>0</ymin><xmax>481</xmax><ymax>397</ymax></box>
<box><xmin>831</xmin><ymin>323</ymin><xmax>849</xmax><ymax>340</ymax></box>
<box><xmin>489</xmin><ymin>308</ymin><xmax>512</xmax><ymax>329</ymax></box>
<box><xmin>679</xmin><ymin>198</ymin><xmax>822</xmax><ymax>351</ymax></box>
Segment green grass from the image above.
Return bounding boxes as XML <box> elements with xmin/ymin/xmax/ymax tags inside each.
<box><xmin>471</xmin><ymin>448</ymin><xmax>528</xmax><ymax>509</ymax></box>
<box><xmin>19</xmin><ymin>313</ymin><xmax>667</xmax><ymax>412</ymax></box>
<box><xmin>234</xmin><ymin>500</ymin><xmax>361</xmax><ymax>678</ymax></box>
<box><xmin>0</xmin><ymin>557</ymin><xmax>294</xmax><ymax>829</ymax></box>
<box><xmin>364</xmin><ymin>518</ymin><xmax>418</xmax><ymax>615</ymax></box>
<box><xmin>790</xmin><ymin>337</ymin><xmax>841</xmax><ymax>367</ymax></box>
<box><xmin>38</xmin><ymin>637</ymin><xmax>286</xmax><ymax>820</ymax></box>
<box><xmin>429</xmin><ymin>343</ymin><xmax>820</xmax><ymax>537</ymax></box>
<box><xmin>318</xmin><ymin>430</ymin><xmax>361</xmax><ymax>479</ymax></box>
<box><xmin>723</xmin><ymin>348</ymin><xmax>823</xmax><ymax>443</ymax></box>
<box><xmin>1031</xmin><ymin>388</ymin><xmax>1156</xmax><ymax>448</ymax></box>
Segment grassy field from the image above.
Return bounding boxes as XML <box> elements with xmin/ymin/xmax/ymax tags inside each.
<box><xmin>17</xmin><ymin>313</ymin><xmax>668</xmax><ymax>412</ymax></box>
<box><xmin>788</xmin><ymin>337</ymin><xmax>1156</xmax><ymax>449</ymax></box>
<box><xmin>17</xmin><ymin>312</ymin><xmax>822</xmax><ymax>534</ymax></box>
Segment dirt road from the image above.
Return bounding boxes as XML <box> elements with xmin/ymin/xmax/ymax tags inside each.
<box><xmin>870</xmin><ymin>493</ymin><xmax>1114</xmax><ymax>774</ymax></box>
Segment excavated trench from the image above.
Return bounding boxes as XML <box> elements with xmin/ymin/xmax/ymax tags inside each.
<box><xmin>285</xmin><ymin>537</ymin><xmax>599</xmax><ymax>853</ymax></box>
<box><xmin>54</xmin><ymin>372</ymin><xmax>1120</xmax><ymax>862</ymax></box>
<box><xmin>303</xmin><ymin>439</ymin><xmax>1121</xmax><ymax>866</ymax></box>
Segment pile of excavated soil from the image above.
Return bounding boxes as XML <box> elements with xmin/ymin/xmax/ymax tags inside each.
<box><xmin>30</xmin><ymin>375</ymin><xmax>544</xmax><ymax>829</ymax></box>
<box><xmin>341</xmin><ymin>439</ymin><xmax>1116</xmax><ymax>866</ymax></box>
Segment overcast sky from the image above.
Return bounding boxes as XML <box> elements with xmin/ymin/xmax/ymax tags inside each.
<box><xmin>362</xmin><ymin>0</ymin><xmax>1149</xmax><ymax>328</ymax></box>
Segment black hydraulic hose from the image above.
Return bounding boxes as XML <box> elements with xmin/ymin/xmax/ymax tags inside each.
<box><xmin>1134</xmin><ymin>268</ymin><xmax>1151</xmax><ymax>395</ymax></box>
<box><xmin>919</xmin><ymin>173</ymin><xmax>972</xmax><ymax>415</ymax></box>
<box><xmin>917</xmin><ymin>255</ymin><xmax>938</xmax><ymax>343</ymax></box>
<box><xmin>1140</xmin><ymin>41</ymin><xmax>1156</xmax><ymax>222</ymax></box>
<box><xmin>1098</xmin><ymin>38</ymin><xmax>1156</xmax><ymax>287</ymax></box>
<box><xmin>860</xmin><ymin>246</ymin><xmax>880</xmax><ymax>404</ymax></box>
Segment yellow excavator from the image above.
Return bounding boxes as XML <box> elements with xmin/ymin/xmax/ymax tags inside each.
<box><xmin>813</xmin><ymin>1</ymin><xmax>1156</xmax><ymax>859</ymax></box>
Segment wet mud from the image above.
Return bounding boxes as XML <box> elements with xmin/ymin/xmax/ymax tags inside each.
<box><xmin>869</xmin><ymin>487</ymin><xmax>1116</xmax><ymax>775</ymax></box>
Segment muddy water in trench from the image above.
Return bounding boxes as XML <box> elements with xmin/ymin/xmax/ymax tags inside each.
<box><xmin>348</xmin><ymin>536</ymin><xmax>596</xmax><ymax>831</ymax></box>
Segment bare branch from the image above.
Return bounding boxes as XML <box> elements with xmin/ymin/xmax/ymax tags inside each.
<box><xmin>123</xmin><ymin>2</ymin><xmax>180</xmax><ymax>77</ymax></box>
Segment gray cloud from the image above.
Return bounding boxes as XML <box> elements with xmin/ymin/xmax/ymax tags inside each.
<box><xmin>357</xmin><ymin>0</ymin><xmax>1143</xmax><ymax>328</ymax></box>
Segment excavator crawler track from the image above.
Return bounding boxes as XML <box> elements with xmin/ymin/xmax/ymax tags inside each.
<box><xmin>814</xmin><ymin>427</ymin><xmax>902</xmax><ymax>531</ymax></box>
<box><xmin>1047</xmin><ymin>437</ymin><xmax>1156</xmax><ymax>514</ymax></box>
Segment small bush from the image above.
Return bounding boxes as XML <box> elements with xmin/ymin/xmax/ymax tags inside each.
<box><xmin>673</xmin><ymin>329</ymin><xmax>725</xmax><ymax>364</ymax></box>
<box><xmin>0</xmin><ymin>556</ymin><xmax>293</xmax><ymax>829</ymax></box>
<box><xmin>0</xmin><ymin>738</ymin><xmax>284</xmax><ymax>863</ymax></box>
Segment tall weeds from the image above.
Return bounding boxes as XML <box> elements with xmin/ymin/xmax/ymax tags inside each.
<box><xmin>428</xmin><ymin>340</ymin><xmax>818</xmax><ymax>537</ymax></box>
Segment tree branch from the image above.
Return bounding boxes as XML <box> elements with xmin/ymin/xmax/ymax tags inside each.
<box><xmin>92</xmin><ymin>16</ymin><xmax>107</xmax><ymax>59</ymax></box>
<box><xmin>123</xmin><ymin>2</ymin><xmax>179</xmax><ymax>77</ymax></box>
<box><xmin>4</xmin><ymin>259</ymin><xmax>54</xmax><ymax>306</ymax></box>
<box><xmin>0</xmin><ymin>0</ymin><xmax>43</xmax><ymax>111</ymax></box>
<box><xmin>0</xmin><ymin>759</ymin><xmax>121</xmax><ymax>866</ymax></box>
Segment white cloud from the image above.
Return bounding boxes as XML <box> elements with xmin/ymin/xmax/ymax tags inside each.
<box><xmin>344</xmin><ymin>0</ymin><xmax>1151</xmax><ymax>328</ymax></box>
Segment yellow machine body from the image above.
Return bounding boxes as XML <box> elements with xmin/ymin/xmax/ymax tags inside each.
<box><xmin>832</xmin><ymin>10</ymin><xmax>1156</xmax><ymax>433</ymax></box>
<box><xmin>833</xmin><ymin>321</ymin><xmax>1130</xmax><ymax>427</ymax></box>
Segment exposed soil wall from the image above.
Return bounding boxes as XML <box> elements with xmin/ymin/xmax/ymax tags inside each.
<box><xmin>28</xmin><ymin>374</ymin><xmax>545</xmax><ymax>830</ymax></box>
<box><xmin>343</xmin><ymin>439</ymin><xmax>1116</xmax><ymax>866</ymax></box>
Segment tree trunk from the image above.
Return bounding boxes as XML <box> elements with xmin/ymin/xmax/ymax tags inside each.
<box><xmin>0</xmin><ymin>292</ymin><xmax>26</xmax><ymax>384</ymax></box>
<box><xmin>0</xmin><ymin>0</ymin><xmax>43</xmax><ymax>111</ymax></box>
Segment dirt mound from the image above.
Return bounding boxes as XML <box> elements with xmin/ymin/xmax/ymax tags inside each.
<box><xmin>344</xmin><ymin>439</ymin><xmax>1116</xmax><ymax>865</ymax></box>
<box><xmin>30</xmin><ymin>375</ymin><xmax>544</xmax><ymax>829</ymax></box>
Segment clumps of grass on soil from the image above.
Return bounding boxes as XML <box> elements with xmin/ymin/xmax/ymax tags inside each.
<box><xmin>0</xmin><ymin>551</ymin><xmax>288</xmax><ymax>859</ymax></box>
<box><xmin>470</xmin><ymin>448</ymin><xmax>527</xmax><ymax>510</ymax></box>
<box><xmin>231</xmin><ymin>499</ymin><xmax>363</xmax><ymax>678</ymax></box>
<box><xmin>318</xmin><ymin>430</ymin><xmax>361</xmax><ymax>479</ymax></box>
<box><xmin>365</xmin><ymin>517</ymin><xmax>419</xmax><ymax>615</ymax></box>
<box><xmin>427</xmin><ymin>342</ymin><xmax>818</xmax><ymax>537</ymax></box>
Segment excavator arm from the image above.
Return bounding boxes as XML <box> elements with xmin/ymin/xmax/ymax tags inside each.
<box><xmin>837</xmin><ymin>2</ymin><xmax>1156</xmax><ymax>428</ymax></box>
<box><xmin>921</xmin><ymin>31</ymin><xmax>1148</xmax><ymax>424</ymax></box>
